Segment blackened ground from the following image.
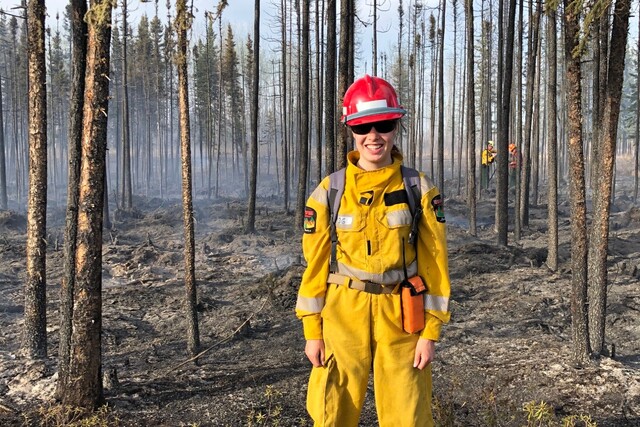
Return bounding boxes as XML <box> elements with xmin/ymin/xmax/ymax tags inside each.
<box><xmin>0</xmin><ymin>187</ymin><xmax>639</xmax><ymax>426</ymax></box>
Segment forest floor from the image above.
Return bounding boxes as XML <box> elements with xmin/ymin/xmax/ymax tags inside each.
<box><xmin>0</xmin><ymin>178</ymin><xmax>639</xmax><ymax>426</ymax></box>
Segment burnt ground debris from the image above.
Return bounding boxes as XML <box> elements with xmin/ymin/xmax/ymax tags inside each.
<box><xmin>0</xmin><ymin>187</ymin><xmax>639</xmax><ymax>426</ymax></box>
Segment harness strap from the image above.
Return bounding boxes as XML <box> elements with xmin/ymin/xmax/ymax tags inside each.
<box><xmin>327</xmin><ymin>273</ymin><xmax>400</xmax><ymax>295</ymax></box>
<box><xmin>328</xmin><ymin>169</ymin><xmax>346</xmax><ymax>273</ymax></box>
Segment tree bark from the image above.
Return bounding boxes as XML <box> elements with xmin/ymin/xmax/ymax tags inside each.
<box><xmin>546</xmin><ymin>7</ymin><xmax>558</xmax><ymax>271</ymax></box>
<box><xmin>57</xmin><ymin>0</ymin><xmax>88</xmax><ymax>398</ymax></box>
<box><xmin>562</xmin><ymin>0</ymin><xmax>590</xmax><ymax>364</ymax></box>
<box><xmin>496</xmin><ymin>0</ymin><xmax>516</xmax><ymax>246</ymax></box>
<box><xmin>587</xmin><ymin>0</ymin><xmax>630</xmax><ymax>355</ymax></box>
<box><xmin>23</xmin><ymin>0</ymin><xmax>48</xmax><ymax>360</ymax></box>
<box><xmin>62</xmin><ymin>0</ymin><xmax>113</xmax><ymax>408</ymax></box>
<box><xmin>296</xmin><ymin>0</ymin><xmax>310</xmax><ymax>229</ymax></box>
<box><xmin>0</xmin><ymin>67</ymin><xmax>7</xmax><ymax>210</ymax></box>
<box><xmin>176</xmin><ymin>0</ymin><xmax>200</xmax><ymax>356</ymax></box>
<box><xmin>324</xmin><ymin>0</ymin><xmax>336</xmax><ymax>174</ymax></box>
<box><xmin>465</xmin><ymin>0</ymin><xmax>476</xmax><ymax>236</ymax></box>
<box><xmin>246</xmin><ymin>0</ymin><xmax>260</xmax><ymax>234</ymax></box>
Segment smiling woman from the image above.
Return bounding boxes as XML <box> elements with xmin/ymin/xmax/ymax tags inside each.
<box><xmin>296</xmin><ymin>75</ymin><xmax>452</xmax><ymax>426</ymax></box>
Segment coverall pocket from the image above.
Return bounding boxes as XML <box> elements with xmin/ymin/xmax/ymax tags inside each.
<box><xmin>306</xmin><ymin>351</ymin><xmax>336</xmax><ymax>424</ymax></box>
<box><xmin>379</xmin><ymin>207</ymin><xmax>412</xmax><ymax>229</ymax></box>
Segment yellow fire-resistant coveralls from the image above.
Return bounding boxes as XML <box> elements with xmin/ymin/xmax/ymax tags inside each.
<box><xmin>296</xmin><ymin>151</ymin><xmax>451</xmax><ymax>427</ymax></box>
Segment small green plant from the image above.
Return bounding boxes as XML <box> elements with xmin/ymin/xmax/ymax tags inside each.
<box><xmin>560</xmin><ymin>414</ymin><xmax>597</xmax><ymax>427</ymax></box>
<box><xmin>523</xmin><ymin>400</ymin><xmax>555</xmax><ymax>426</ymax></box>
<box><xmin>246</xmin><ymin>385</ymin><xmax>284</xmax><ymax>427</ymax></box>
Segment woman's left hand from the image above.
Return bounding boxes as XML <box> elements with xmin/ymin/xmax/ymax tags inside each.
<box><xmin>413</xmin><ymin>338</ymin><xmax>435</xmax><ymax>370</ymax></box>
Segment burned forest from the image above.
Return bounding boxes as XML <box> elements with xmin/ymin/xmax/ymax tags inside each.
<box><xmin>0</xmin><ymin>0</ymin><xmax>639</xmax><ymax>426</ymax></box>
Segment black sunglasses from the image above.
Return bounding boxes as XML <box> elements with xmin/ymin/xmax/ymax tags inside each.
<box><xmin>350</xmin><ymin>120</ymin><xmax>397</xmax><ymax>135</ymax></box>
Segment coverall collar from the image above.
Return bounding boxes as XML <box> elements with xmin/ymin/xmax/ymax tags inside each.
<box><xmin>347</xmin><ymin>150</ymin><xmax>404</xmax><ymax>180</ymax></box>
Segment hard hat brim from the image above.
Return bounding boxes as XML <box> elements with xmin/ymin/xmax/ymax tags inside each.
<box><xmin>344</xmin><ymin>108</ymin><xmax>406</xmax><ymax>126</ymax></box>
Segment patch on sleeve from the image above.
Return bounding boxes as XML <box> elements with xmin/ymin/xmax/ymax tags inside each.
<box><xmin>304</xmin><ymin>207</ymin><xmax>317</xmax><ymax>233</ymax></box>
<box><xmin>431</xmin><ymin>195</ymin><xmax>446</xmax><ymax>223</ymax></box>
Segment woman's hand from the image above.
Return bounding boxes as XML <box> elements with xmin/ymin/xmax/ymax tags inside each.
<box><xmin>305</xmin><ymin>339</ymin><xmax>326</xmax><ymax>367</ymax></box>
<box><xmin>413</xmin><ymin>338</ymin><xmax>435</xmax><ymax>370</ymax></box>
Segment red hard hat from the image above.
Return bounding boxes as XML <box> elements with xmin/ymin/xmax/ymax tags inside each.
<box><xmin>341</xmin><ymin>75</ymin><xmax>406</xmax><ymax>125</ymax></box>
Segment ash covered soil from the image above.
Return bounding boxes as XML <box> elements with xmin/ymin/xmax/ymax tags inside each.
<box><xmin>0</xmin><ymin>184</ymin><xmax>639</xmax><ymax>426</ymax></box>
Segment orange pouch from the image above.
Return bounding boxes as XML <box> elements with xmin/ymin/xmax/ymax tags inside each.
<box><xmin>401</xmin><ymin>276</ymin><xmax>426</xmax><ymax>334</ymax></box>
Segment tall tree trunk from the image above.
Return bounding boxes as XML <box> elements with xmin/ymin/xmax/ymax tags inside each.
<box><xmin>496</xmin><ymin>0</ymin><xmax>516</xmax><ymax>245</ymax></box>
<box><xmin>437</xmin><ymin>0</ymin><xmax>446</xmax><ymax>192</ymax></box>
<box><xmin>23</xmin><ymin>0</ymin><xmax>48</xmax><ymax>360</ymax></box>
<box><xmin>587</xmin><ymin>0</ymin><xmax>630</xmax><ymax>355</ymax></box>
<box><xmin>635</xmin><ymin>15</ymin><xmax>639</xmax><ymax>203</ymax></box>
<box><xmin>62</xmin><ymin>0</ymin><xmax>113</xmax><ymax>408</ymax></box>
<box><xmin>324</xmin><ymin>0</ymin><xmax>336</xmax><ymax>174</ymax></box>
<box><xmin>519</xmin><ymin>0</ymin><xmax>541</xmax><ymax>230</ymax></box>
<box><xmin>176</xmin><ymin>0</ymin><xmax>200</xmax><ymax>355</ymax></box>
<box><xmin>337</xmin><ymin>0</ymin><xmax>353</xmax><ymax>169</ymax></box>
<box><xmin>546</xmin><ymin>6</ymin><xmax>558</xmax><ymax>271</ymax></box>
<box><xmin>296</xmin><ymin>0</ymin><xmax>310</xmax><ymax>229</ymax></box>
<box><xmin>57</xmin><ymin>0</ymin><xmax>87</xmax><ymax>398</ymax></box>
<box><xmin>121</xmin><ymin>0</ymin><xmax>133</xmax><ymax>210</ymax></box>
<box><xmin>465</xmin><ymin>0</ymin><xmax>476</xmax><ymax>236</ymax></box>
<box><xmin>246</xmin><ymin>0</ymin><xmax>260</xmax><ymax>233</ymax></box>
<box><xmin>0</xmin><ymin>67</ymin><xmax>7</xmax><ymax>210</ymax></box>
<box><xmin>314</xmin><ymin>0</ymin><xmax>324</xmax><ymax>184</ymax></box>
<box><xmin>562</xmin><ymin>0</ymin><xmax>590</xmax><ymax>364</ymax></box>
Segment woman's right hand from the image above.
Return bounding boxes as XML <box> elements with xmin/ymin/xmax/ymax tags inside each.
<box><xmin>305</xmin><ymin>339</ymin><xmax>325</xmax><ymax>367</ymax></box>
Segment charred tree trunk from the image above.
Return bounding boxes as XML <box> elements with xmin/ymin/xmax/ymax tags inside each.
<box><xmin>324</xmin><ymin>0</ymin><xmax>336</xmax><ymax>174</ymax></box>
<box><xmin>23</xmin><ymin>0</ymin><xmax>48</xmax><ymax>360</ymax></box>
<box><xmin>62</xmin><ymin>0</ymin><xmax>113</xmax><ymax>408</ymax></box>
<box><xmin>546</xmin><ymin>7</ymin><xmax>558</xmax><ymax>271</ymax></box>
<box><xmin>587</xmin><ymin>0</ymin><xmax>630</xmax><ymax>355</ymax></box>
<box><xmin>562</xmin><ymin>0</ymin><xmax>590</xmax><ymax>364</ymax></box>
<box><xmin>0</xmin><ymin>67</ymin><xmax>7</xmax><ymax>210</ymax></box>
<box><xmin>437</xmin><ymin>0</ymin><xmax>446</xmax><ymax>193</ymax></box>
<box><xmin>496</xmin><ymin>0</ymin><xmax>516</xmax><ymax>245</ymax></box>
<box><xmin>57</xmin><ymin>0</ymin><xmax>88</xmax><ymax>398</ymax></box>
<box><xmin>296</xmin><ymin>0</ymin><xmax>310</xmax><ymax>229</ymax></box>
<box><xmin>465</xmin><ymin>0</ymin><xmax>477</xmax><ymax>236</ymax></box>
<box><xmin>176</xmin><ymin>0</ymin><xmax>200</xmax><ymax>355</ymax></box>
<box><xmin>246</xmin><ymin>0</ymin><xmax>260</xmax><ymax>233</ymax></box>
<box><xmin>121</xmin><ymin>0</ymin><xmax>133</xmax><ymax>210</ymax></box>
<box><xmin>336</xmin><ymin>0</ymin><xmax>353</xmax><ymax>169</ymax></box>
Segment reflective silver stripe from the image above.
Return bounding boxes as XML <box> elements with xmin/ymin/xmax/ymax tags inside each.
<box><xmin>296</xmin><ymin>295</ymin><xmax>325</xmax><ymax>313</ymax></box>
<box><xmin>337</xmin><ymin>260</ymin><xmax>417</xmax><ymax>285</ymax></box>
<box><xmin>424</xmin><ymin>294</ymin><xmax>449</xmax><ymax>313</ymax></box>
<box><xmin>310</xmin><ymin>185</ymin><xmax>329</xmax><ymax>206</ymax></box>
<box><xmin>386</xmin><ymin>209</ymin><xmax>411</xmax><ymax>227</ymax></box>
<box><xmin>419</xmin><ymin>175</ymin><xmax>436</xmax><ymax>196</ymax></box>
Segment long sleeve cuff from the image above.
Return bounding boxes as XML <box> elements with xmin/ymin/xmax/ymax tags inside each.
<box><xmin>302</xmin><ymin>315</ymin><xmax>323</xmax><ymax>340</ymax></box>
<box><xmin>419</xmin><ymin>313</ymin><xmax>443</xmax><ymax>341</ymax></box>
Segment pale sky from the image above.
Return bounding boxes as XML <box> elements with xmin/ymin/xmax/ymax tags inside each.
<box><xmin>4</xmin><ymin>0</ymin><xmax>418</xmax><ymax>72</ymax></box>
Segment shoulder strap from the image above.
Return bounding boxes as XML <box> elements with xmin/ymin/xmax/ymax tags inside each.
<box><xmin>327</xmin><ymin>168</ymin><xmax>346</xmax><ymax>273</ymax></box>
<box><xmin>401</xmin><ymin>166</ymin><xmax>422</xmax><ymax>246</ymax></box>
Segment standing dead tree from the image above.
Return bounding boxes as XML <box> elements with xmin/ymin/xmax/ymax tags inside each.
<box><xmin>62</xmin><ymin>0</ymin><xmax>114</xmax><ymax>408</ymax></box>
<box><xmin>246</xmin><ymin>0</ymin><xmax>260</xmax><ymax>234</ymax></box>
<box><xmin>23</xmin><ymin>0</ymin><xmax>48</xmax><ymax>360</ymax></box>
<box><xmin>562</xmin><ymin>0</ymin><xmax>590</xmax><ymax>364</ymax></box>
<box><xmin>587</xmin><ymin>0</ymin><xmax>631</xmax><ymax>356</ymax></box>
<box><xmin>465</xmin><ymin>0</ymin><xmax>476</xmax><ymax>236</ymax></box>
<box><xmin>57</xmin><ymin>0</ymin><xmax>88</xmax><ymax>398</ymax></box>
<box><xmin>175</xmin><ymin>0</ymin><xmax>200</xmax><ymax>356</ymax></box>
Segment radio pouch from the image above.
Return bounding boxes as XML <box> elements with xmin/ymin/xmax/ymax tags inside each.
<box><xmin>401</xmin><ymin>276</ymin><xmax>426</xmax><ymax>334</ymax></box>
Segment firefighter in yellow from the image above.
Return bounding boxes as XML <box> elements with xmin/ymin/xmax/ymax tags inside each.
<box><xmin>481</xmin><ymin>141</ymin><xmax>497</xmax><ymax>189</ymax></box>
<box><xmin>296</xmin><ymin>75</ymin><xmax>451</xmax><ymax>427</ymax></box>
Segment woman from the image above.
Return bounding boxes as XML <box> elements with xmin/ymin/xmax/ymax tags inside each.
<box><xmin>296</xmin><ymin>75</ymin><xmax>451</xmax><ymax>426</ymax></box>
